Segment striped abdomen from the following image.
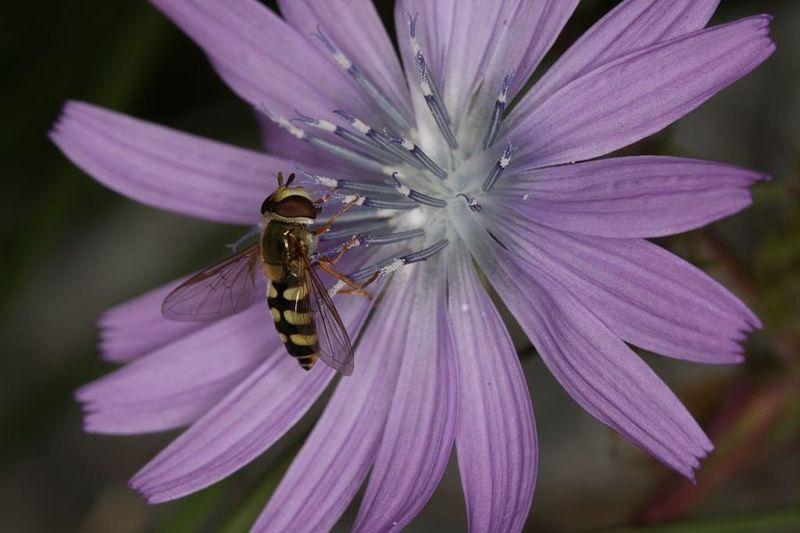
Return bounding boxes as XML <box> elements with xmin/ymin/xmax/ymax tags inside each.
<box><xmin>267</xmin><ymin>274</ymin><xmax>319</xmax><ymax>370</ymax></box>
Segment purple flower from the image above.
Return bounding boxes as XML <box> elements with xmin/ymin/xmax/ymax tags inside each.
<box><xmin>50</xmin><ymin>1</ymin><xmax>774</xmax><ymax>531</ymax></box>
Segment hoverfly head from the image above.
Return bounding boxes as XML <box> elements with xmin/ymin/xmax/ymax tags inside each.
<box><xmin>261</xmin><ymin>178</ymin><xmax>317</xmax><ymax>222</ymax></box>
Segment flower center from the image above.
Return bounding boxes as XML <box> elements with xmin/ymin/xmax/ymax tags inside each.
<box><xmin>256</xmin><ymin>16</ymin><xmax>517</xmax><ymax>285</ymax></box>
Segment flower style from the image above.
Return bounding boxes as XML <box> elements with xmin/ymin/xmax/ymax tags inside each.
<box><xmin>50</xmin><ymin>1</ymin><xmax>774</xmax><ymax>531</ymax></box>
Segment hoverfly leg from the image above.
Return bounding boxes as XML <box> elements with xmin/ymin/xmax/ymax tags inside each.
<box><xmin>313</xmin><ymin>192</ymin><xmax>336</xmax><ymax>210</ymax></box>
<box><xmin>319</xmin><ymin>234</ymin><xmax>361</xmax><ymax>266</ymax></box>
<box><xmin>316</xmin><ymin>260</ymin><xmax>373</xmax><ymax>298</ymax></box>
<box><xmin>313</xmin><ymin>197</ymin><xmax>360</xmax><ymax>235</ymax></box>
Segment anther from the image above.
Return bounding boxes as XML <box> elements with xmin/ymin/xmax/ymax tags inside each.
<box><xmin>335</xmin><ymin>193</ymin><xmax>418</xmax><ymax>210</ymax></box>
<box><xmin>400</xmin><ymin>238</ymin><xmax>449</xmax><ymax>264</ymax></box>
<box><xmin>290</xmin><ymin>110</ymin><xmax>337</xmax><ymax>134</ymax></box>
<box><xmin>292</xmin><ymin>110</ymin><xmax>377</xmax><ymax>155</ymax></box>
<box><xmin>307</xmin><ymin>137</ymin><xmax>392</xmax><ymax>174</ymax></box>
<box><xmin>299</xmin><ymin>169</ymin><xmax>339</xmax><ymax>189</ymax></box>
<box><xmin>407</xmin><ymin>13</ymin><xmax>449</xmax><ymax>123</ymax></box>
<box><xmin>258</xmin><ymin>105</ymin><xmax>389</xmax><ymax>174</ymax></box>
<box><xmin>377</xmin><ymin>238</ymin><xmax>450</xmax><ymax>276</ymax></box>
<box><xmin>482</xmin><ymin>71</ymin><xmax>514</xmax><ymax>150</ymax></box>
<box><xmin>258</xmin><ymin>104</ymin><xmax>306</xmax><ymax>140</ymax></box>
<box><xmin>332</xmin><ymin>110</ymin><xmax>413</xmax><ymax>164</ymax></box>
<box><xmin>313</xmin><ymin>26</ymin><xmax>410</xmax><ymax>131</ymax></box>
<box><xmin>415</xmin><ymin>55</ymin><xmax>458</xmax><ymax>149</ymax></box>
<box><xmin>300</xmin><ymin>169</ymin><xmax>396</xmax><ymax>195</ymax></box>
<box><xmin>319</xmin><ymin>221</ymin><xmax>392</xmax><ymax>242</ymax></box>
<box><xmin>319</xmin><ymin>226</ymin><xmax>424</xmax><ymax>249</ymax></box>
<box><xmin>456</xmin><ymin>193</ymin><xmax>482</xmax><ymax>212</ymax></box>
<box><xmin>383</xmin><ymin>128</ymin><xmax>448</xmax><ymax>179</ymax></box>
<box><xmin>332</xmin><ymin>109</ymin><xmax>400</xmax><ymax>162</ymax></box>
<box><xmin>391</xmin><ymin>172</ymin><xmax>447</xmax><ymax>208</ymax></box>
<box><xmin>361</xmin><ymin>228</ymin><xmax>425</xmax><ymax>245</ymax></box>
<box><xmin>481</xmin><ymin>143</ymin><xmax>513</xmax><ymax>192</ymax></box>
<box><xmin>407</xmin><ymin>14</ymin><xmax>457</xmax><ymax>149</ymax></box>
<box><xmin>339</xmin><ymin>238</ymin><xmax>449</xmax><ymax>292</ymax></box>
<box><xmin>329</xmin><ymin>208</ymin><xmax>397</xmax><ymax>225</ymax></box>
<box><xmin>348</xmin><ymin>252</ymin><xmax>406</xmax><ymax>285</ymax></box>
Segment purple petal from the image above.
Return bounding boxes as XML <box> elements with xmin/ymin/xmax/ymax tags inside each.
<box><xmin>394</xmin><ymin>0</ymin><xmax>577</xmax><ymax>149</ymax></box>
<box><xmin>481</xmin><ymin>211</ymin><xmax>758</xmax><ymax>364</ymax></box>
<box><xmin>494</xmin><ymin>156</ymin><xmax>766</xmax><ymax>238</ymax></box>
<box><xmin>453</xmin><ymin>211</ymin><xmax>713</xmax><ymax>478</ymax></box>
<box><xmin>77</xmin><ymin>305</ymin><xmax>274</xmax><ymax>435</ymax></box>
<box><xmin>277</xmin><ymin>0</ymin><xmax>413</xmax><ymax>122</ymax></box>
<box><xmin>130</xmin><ymin>291</ymin><xmax>377</xmax><ymax>503</ymax></box>
<box><xmin>508</xmin><ymin>0</ymin><xmax>720</xmax><ymax>124</ymax></box>
<box><xmin>397</xmin><ymin>1</ymin><xmax>576</xmax><ymax>104</ymax></box>
<box><xmin>149</xmin><ymin>0</ymin><xmax>383</xmax><ymax>124</ymax></box>
<box><xmin>354</xmin><ymin>257</ymin><xmax>458</xmax><ymax>532</ymax></box>
<box><xmin>507</xmin><ymin>16</ymin><xmax>775</xmax><ymax>169</ymax></box>
<box><xmin>50</xmin><ymin>101</ymin><xmax>279</xmax><ymax>225</ymax></box>
<box><xmin>98</xmin><ymin>277</ymin><xmax>204</xmax><ymax>363</ymax></box>
<box><xmin>131</xmin><ymin>354</ymin><xmax>333</xmax><ymax>503</ymax></box>
<box><xmin>447</xmin><ymin>246</ymin><xmax>537</xmax><ymax>533</ymax></box>
<box><xmin>253</xmin><ymin>273</ymin><xmax>414</xmax><ymax>532</ymax></box>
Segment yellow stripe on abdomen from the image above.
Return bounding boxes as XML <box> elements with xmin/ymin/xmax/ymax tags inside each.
<box><xmin>289</xmin><ymin>333</ymin><xmax>317</xmax><ymax>346</ymax></box>
<box><xmin>284</xmin><ymin>310</ymin><xmax>311</xmax><ymax>325</ymax></box>
<box><xmin>283</xmin><ymin>285</ymin><xmax>308</xmax><ymax>300</ymax></box>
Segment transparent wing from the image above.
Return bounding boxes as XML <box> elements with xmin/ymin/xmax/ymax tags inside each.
<box><xmin>297</xmin><ymin>252</ymin><xmax>354</xmax><ymax>375</ymax></box>
<box><xmin>162</xmin><ymin>244</ymin><xmax>263</xmax><ymax>321</ymax></box>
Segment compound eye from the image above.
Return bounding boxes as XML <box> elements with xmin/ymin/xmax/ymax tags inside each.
<box><xmin>274</xmin><ymin>196</ymin><xmax>318</xmax><ymax>219</ymax></box>
<box><xmin>260</xmin><ymin>196</ymin><xmax>275</xmax><ymax>215</ymax></box>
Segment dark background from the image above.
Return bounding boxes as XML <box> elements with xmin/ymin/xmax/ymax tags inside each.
<box><xmin>1</xmin><ymin>1</ymin><xmax>797</xmax><ymax>531</ymax></box>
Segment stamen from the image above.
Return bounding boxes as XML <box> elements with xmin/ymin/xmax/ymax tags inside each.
<box><xmin>481</xmin><ymin>143</ymin><xmax>513</xmax><ymax>192</ymax></box>
<box><xmin>407</xmin><ymin>13</ymin><xmax>449</xmax><ymax>122</ymax></box>
<box><xmin>225</xmin><ymin>225</ymin><xmax>261</xmax><ymax>252</ymax></box>
<box><xmin>340</xmin><ymin>238</ymin><xmax>449</xmax><ymax>291</ymax></box>
<box><xmin>258</xmin><ymin>105</ymin><xmax>306</xmax><ymax>140</ymax></box>
<box><xmin>319</xmin><ymin>220</ymin><xmax>393</xmax><ymax>242</ymax></box>
<box><xmin>320</xmin><ymin>227</ymin><xmax>423</xmax><ymax>254</ymax></box>
<box><xmin>415</xmin><ymin>55</ymin><xmax>458</xmax><ymax>149</ymax></box>
<box><xmin>348</xmin><ymin>252</ymin><xmax>406</xmax><ymax>285</ymax></box>
<box><xmin>391</xmin><ymin>172</ymin><xmax>447</xmax><ymax>208</ymax></box>
<box><xmin>314</xmin><ymin>208</ymin><xmax>396</xmax><ymax>226</ymax></box>
<box><xmin>292</xmin><ymin>110</ymin><xmax>377</xmax><ymax>156</ymax></box>
<box><xmin>313</xmin><ymin>26</ymin><xmax>410</xmax><ymax>131</ymax></box>
<box><xmin>482</xmin><ymin>71</ymin><xmax>514</xmax><ymax>150</ymax></box>
<box><xmin>332</xmin><ymin>109</ymin><xmax>402</xmax><ymax>163</ymax></box>
<box><xmin>258</xmin><ymin>105</ymin><xmax>391</xmax><ymax>174</ymax></box>
<box><xmin>456</xmin><ymin>193</ymin><xmax>482</xmax><ymax>212</ymax></box>
<box><xmin>400</xmin><ymin>238</ymin><xmax>449</xmax><ymax>263</ymax></box>
<box><xmin>361</xmin><ymin>228</ymin><xmax>425</xmax><ymax>245</ymax></box>
<box><xmin>407</xmin><ymin>14</ymin><xmax>457</xmax><ymax>149</ymax></box>
<box><xmin>301</xmin><ymin>169</ymin><xmax>396</xmax><ymax>195</ymax></box>
<box><xmin>308</xmin><ymin>137</ymin><xmax>393</xmax><ymax>174</ymax></box>
<box><xmin>383</xmin><ymin>128</ymin><xmax>448</xmax><ymax>179</ymax></box>
<box><xmin>335</xmin><ymin>193</ymin><xmax>419</xmax><ymax>210</ymax></box>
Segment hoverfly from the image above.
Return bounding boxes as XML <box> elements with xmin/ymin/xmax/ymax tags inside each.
<box><xmin>161</xmin><ymin>172</ymin><xmax>369</xmax><ymax>375</ymax></box>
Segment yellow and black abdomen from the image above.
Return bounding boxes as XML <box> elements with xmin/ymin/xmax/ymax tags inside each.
<box><xmin>267</xmin><ymin>275</ymin><xmax>319</xmax><ymax>370</ymax></box>
<box><xmin>261</xmin><ymin>221</ymin><xmax>320</xmax><ymax>371</ymax></box>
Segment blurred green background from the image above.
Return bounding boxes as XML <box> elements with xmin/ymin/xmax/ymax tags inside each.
<box><xmin>1</xmin><ymin>1</ymin><xmax>797</xmax><ymax>531</ymax></box>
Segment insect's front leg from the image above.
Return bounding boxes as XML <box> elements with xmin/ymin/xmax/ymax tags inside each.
<box><xmin>316</xmin><ymin>260</ymin><xmax>376</xmax><ymax>298</ymax></box>
<box><xmin>319</xmin><ymin>234</ymin><xmax>361</xmax><ymax>267</ymax></box>
<box><xmin>313</xmin><ymin>197</ymin><xmax>360</xmax><ymax>236</ymax></box>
